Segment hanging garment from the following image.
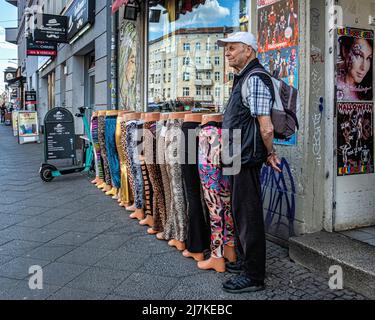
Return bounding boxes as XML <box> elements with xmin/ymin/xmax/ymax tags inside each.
<box><xmin>121</xmin><ymin>120</ymin><xmax>136</xmax><ymax>200</ymax></box>
<box><xmin>144</xmin><ymin>121</ymin><xmax>166</xmax><ymax>232</ymax></box>
<box><xmin>105</xmin><ymin>115</ymin><xmax>121</xmax><ymax>189</ymax></box>
<box><xmin>198</xmin><ymin>122</ymin><xmax>234</xmax><ymax>259</ymax></box>
<box><xmin>117</xmin><ymin>116</ymin><xmax>132</xmax><ymax>205</ymax></box>
<box><xmin>181</xmin><ymin>121</ymin><xmax>211</xmax><ymax>253</ymax></box>
<box><xmin>164</xmin><ymin>119</ymin><xmax>187</xmax><ymax>242</ymax></box>
<box><xmin>157</xmin><ymin>120</ymin><xmax>172</xmax><ymax>238</ymax></box>
<box><xmin>91</xmin><ymin>116</ymin><xmax>104</xmax><ymax>180</ymax></box>
<box><xmin>98</xmin><ymin>115</ymin><xmax>112</xmax><ymax>186</ymax></box>
<box><xmin>126</xmin><ymin>120</ymin><xmax>144</xmax><ymax>209</ymax></box>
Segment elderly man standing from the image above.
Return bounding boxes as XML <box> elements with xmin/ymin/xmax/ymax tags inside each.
<box><xmin>217</xmin><ymin>32</ymin><xmax>282</xmax><ymax>293</ymax></box>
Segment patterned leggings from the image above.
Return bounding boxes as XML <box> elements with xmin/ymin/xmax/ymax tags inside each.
<box><xmin>117</xmin><ymin>117</ymin><xmax>132</xmax><ymax>205</ymax></box>
<box><xmin>125</xmin><ymin>120</ymin><xmax>144</xmax><ymax>209</ymax></box>
<box><xmin>198</xmin><ymin>123</ymin><xmax>234</xmax><ymax>259</ymax></box>
<box><xmin>105</xmin><ymin>116</ymin><xmax>121</xmax><ymax>189</ymax></box>
<box><xmin>91</xmin><ymin>116</ymin><xmax>104</xmax><ymax>180</ymax></box>
<box><xmin>144</xmin><ymin>121</ymin><xmax>166</xmax><ymax>231</ymax></box>
<box><xmin>157</xmin><ymin>121</ymin><xmax>172</xmax><ymax>238</ymax></box>
<box><xmin>164</xmin><ymin>119</ymin><xmax>187</xmax><ymax>242</ymax></box>
<box><xmin>98</xmin><ymin>115</ymin><xmax>111</xmax><ymax>186</ymax></box>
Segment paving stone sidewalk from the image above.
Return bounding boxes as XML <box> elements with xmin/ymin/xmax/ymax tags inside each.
<box><xmin>0</xmin><ymin>123</ymin><xmax>367</xmax><ymax>300</ymax></box>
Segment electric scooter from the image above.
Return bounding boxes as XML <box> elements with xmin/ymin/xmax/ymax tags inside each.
<box><xmin>39</xmin><ymin>107</ymin><xmax>94</xmax><ymax>182</ymax></box>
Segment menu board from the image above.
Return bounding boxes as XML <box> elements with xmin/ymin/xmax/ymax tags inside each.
<box><xmin>44</xmin><ymin>108</ymin><xmax>76</xmax><ymax>160</ymax></box>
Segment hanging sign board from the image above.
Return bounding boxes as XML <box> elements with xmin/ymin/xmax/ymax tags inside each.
<box><xmin>44</xmin><ymin>107</ymin><xmax>76</xmax><ymax>160</ymax></box>
<box><xmin>26</xmin><ymin>37</ymin><xmax>57</xmax><ymax>56</ymax></box>
<box><xmin>25</xmin><ymin>91</ymin><xmax>37</xmax><ymax>105</ymax></box>
<box><xmin>33</xmin><ymin>13</ymin><xmax>68</xmax><ymax>43</ymax></box>
<box><xmin>65</xmin><ymin>0</ymin><xmax>95</xmax><ymax>41</ymax></box>
<box><xmin>17</xmin><ymin>111</ymin><xmax>40</xmax><ymax>144</ymax></box>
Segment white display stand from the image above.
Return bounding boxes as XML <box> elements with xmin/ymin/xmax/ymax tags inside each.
<box><xmin>17</xmin><ymin>111</ymin><xmax>40</xmax><ymax>144</ymax></box>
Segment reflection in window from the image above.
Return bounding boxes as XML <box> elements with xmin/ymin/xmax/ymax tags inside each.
<box><xmin>148</xmin><ymin>0</ymin><xmax>248</xmax><ymax>110</ymax></box>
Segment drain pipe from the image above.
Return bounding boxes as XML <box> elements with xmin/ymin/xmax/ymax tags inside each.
<box><xmin>110</xmin><ymin>4</ymin><xmax>118</xmax><ymax>110</ymax></box>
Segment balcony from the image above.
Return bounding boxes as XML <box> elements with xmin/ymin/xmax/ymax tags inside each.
<box><xmin>195</xmin><ymin>95</ymin><xmax>213</xmax><ymax>102</ymax></box>
<box><xmin>5</xmin><ymin>28</ymin><xmax>17</xmax><ymax>44</ymax></box>
<box><xmin>196</xmin><ymin>63</ymin><xmax>213</xmax><ymax>71</ymax></box>
<box><xmin>195</xmin><ymin>79</ymin><xmax>213</xmax><ymax>86</ymax></box>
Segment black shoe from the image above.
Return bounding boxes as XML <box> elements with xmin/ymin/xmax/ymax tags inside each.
<box><xmin>225</xmin><ymin>261</ymin><xmax>242</xmax><ymax>274</ymax></box>
<box><xmin>222</xmin><ymin>275</ymin><xmax>265</xmax><ymax>294</ymax></box>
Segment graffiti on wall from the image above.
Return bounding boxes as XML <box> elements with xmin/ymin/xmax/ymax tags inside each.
<box><xmin>119</xmin><ymin>21</ymin><xmax>141</xmax><ymax>111</ymax></box>
<box><xmin>261</xmin><ymin>158</ymin><xmax>296</xmax><ymax>237</ymax></box>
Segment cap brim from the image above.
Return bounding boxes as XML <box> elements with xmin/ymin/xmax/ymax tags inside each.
<box><xmin>217</xmin><ymin>39</ymin><xmax>240</xmax><ymax>47</ymax></box>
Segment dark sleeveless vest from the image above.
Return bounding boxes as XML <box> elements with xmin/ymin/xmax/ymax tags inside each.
<box><xmin>222</xmin><ymin>58</ymin><xmax>274</xmax><ymax>167</ymax></box>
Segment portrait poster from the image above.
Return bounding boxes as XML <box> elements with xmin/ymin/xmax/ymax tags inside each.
<box><xmin>118</xmin><ymin>21</ymin><xmax>142</xmax><ymax>111</ymax></box>
<box><xmin>336</xmin><ymin>28</ymin><xmax>374</xmax><ymax>102</ymax></box>
<box><xmin>257</xmin><ymin>0</ymin><xmax>299</xmax><ymax>53</ymax></box>
<box><xmin>337</xmin><ymin>102</ymin><xmax>374</xmax><ymax>176</ymax></box>
<box><xmin>18</xmin><ymin>111</ymin><xmax>38</xmax><ymax>137</ymax></box>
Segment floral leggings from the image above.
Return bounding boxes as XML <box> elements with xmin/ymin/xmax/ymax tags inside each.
<box><xmin>98</xmin><ymin>115</ymin><xmax>111</xmax><ymax>186</ymax></box>
<box><xmin>91</xmin><ymin>116</ymin><xmax>104</xmax><ymax>180</ymax></box>
<box><xmin>125</xmin><ymin>120</ymin><xmax>144</xmax><ymax>209</ymax></box>
<box><xmin>198</xmin><ymin>123</ymin><xmax>234</xmax><ymax>259</ymax></box>
<box><xmin>163</xmin><ymin>119</ymin><xmax>187</xmax><ymax>242</ymax></box>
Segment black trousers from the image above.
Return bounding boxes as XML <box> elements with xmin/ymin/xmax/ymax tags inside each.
<box><xmin>229</xmin><ymin>164</ymin><xmax>266</xmax><ymax>282</ymax></box>
<box><xmin>181</xmin><ymin>122</ymin><xmax>211</xmax><ymax>253</ymax></box>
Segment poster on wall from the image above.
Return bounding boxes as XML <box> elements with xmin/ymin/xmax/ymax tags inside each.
<box><xmin>336</xmin><ymin>28</ymin><xmax>374</xmax><ymax>102</ymax></box>
<box><xmin>257</xmin><ymin>0</ymin><xmax>299</xmax><ymax>53</ymax></box>
<box><xmin>337</xmin><ymin>102</ymin><xmax>374</xmax><ymax>176</ymax></box>
<box><xmin>118</xmin><ymin>21</ymin><xmax>141</xmax><ymax>111</ymax></box>
<box><xmin>257</xmin><ymin>0</ymin><xmax>299</xmax><ymax>146</ymax></box>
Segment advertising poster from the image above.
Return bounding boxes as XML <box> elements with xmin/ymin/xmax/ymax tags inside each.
<box><xmin>336</xmin><ymin>28</ymin><xmax>374</xmax><ymax>102</ymax></box>
<box><xmin>18</xmin><ymin>112</ymin><xmax>38</xmax><ymax>137</ymax></box>
<box><xmin>337</xmin><ymin>102</ymin><xmax>374</xmax><ymax>176</ymax></box>
<box><xmin>257</xmin><ymin>0</ymin><xmax>299</xmax><ymax>146</ymax></box>
<box><xmin>12</xmin><ymin>111</ymin><xmax>19</xmax><ymax>136</ymax></box>
<box><xmin>257</xmin><ymin>0</ymin><xmax>299</xmax><ymax>53</ymax></box>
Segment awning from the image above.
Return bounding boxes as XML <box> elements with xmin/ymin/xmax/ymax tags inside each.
<box><xmin>112</xmin><ymin>0</ymin><xmax>129</xmax><ymax>14</ymax></box>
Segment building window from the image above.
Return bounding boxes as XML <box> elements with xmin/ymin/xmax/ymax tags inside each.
<box><xmin>196</xmin><ymin>86</ymin><xmax>202</xmax><ymax>95</ymax></box>
<box><xmin>163</xmin><ymin>60</ymin><xmax>166</xmax><ymax>68</ymax></box>
<box><xmin>215</xmin><ymin>87</ymin><xmax>221</xmax><ymax>97</ymax></box>
<box><xmin>215</xmin><ymin>43</ymin><xmax>220</xmax><ymax>51</ymax></box>
<box><xmin>215</xmin><ymin>57</ymin><xmax>220</xmax><ymax>65</ymax></box>
<box><xmin>195</xmin><ymin>56</ymin><xmax>201</xmax><ymax>65</ymax></box>
<box><xmin>183</xmin><ymin>57</ymin><xmax>190</xmax><ymax>66</ymax></box>
<box><xmin>206</xmin><ymin>56</ymin><xmax>211</xmax><ymax>64</ymax></box>
<box><xmin>183</xmin><ymin>72</ymin><xmax>190</xmax><ymax>81</ymax></box>
<box><xmin>196</xmin><ymin>42</ymin><xmax>201</xmax><ymax>51</ymax></box>
<box><xmin>206</xmin><ymin>87</ymin><xmax>212</xmax><ymax>95</ymax></box>
<box><xmin>168</xmin><ymin>73</ymin><xmax>171</xmax><ymax>82</ymax></box>
<box><xmin>168</xmin><ymin>59</ymin><xmax>172</xmax><ymax>67</ymax></box>
<box><xmin>196</xmin><ymin>72</ymin><xmax>202</xmax><ymax>80</ymax></box>
<box><xmin>206</xmin><ymin>71</ymin><xmax>211</xmax><ymax>80</ymax></box>
<box><xmin>183</xmin><ymin>87</ymin><xmax>190</xmax><ymax>96</ymax></box>
<box><xmin>167</xmin><ymin>88</ymin><xmax>171</xmax><ymax>97</ymax></box>
<box><xmin>163</xmin><ymin>74</ymin><xmax>166</xmax><ymax>83</ymax></box>
<box><xmin>228</xmin><ymin>72</ymin><xmax>234</xmax><ymax>81</ymax></box>
<box><xmin>183</xmin><ymin>43</ymin><xmax>191</xmax><ymax>51</ymax></box>
<box><xmin>206</xmin><ymin>43</ymin><xmax>211</xmax><ymax>51</ymax></box>
<box><xmin>215</xmin><ymin>72</ymin><xmax>220</xmax><ymax>81</ymax></box>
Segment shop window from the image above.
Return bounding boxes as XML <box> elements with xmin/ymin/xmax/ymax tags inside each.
<box><xmin>148</xmin><ymin>0</ymin><xmax>247</xmax><ymax>108</ymax></box>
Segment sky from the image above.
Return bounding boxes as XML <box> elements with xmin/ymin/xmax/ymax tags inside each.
<box><xmin>149</xmin><ymin>0</ymin><xmax>243</xmax><ymax>41</ymax></box>
<box><xmin>0</xmin><ymin>0</ymin><xmax>18</xmax><ymax>93</ymax></box>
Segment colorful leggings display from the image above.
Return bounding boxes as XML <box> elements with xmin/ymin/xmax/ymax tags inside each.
<box><xmin>164</xmin><ymin>119</ymin><xmax>187</xmax><ymax>242</ymax></box>
<box><xmin>105</xmin><ymin>116</ymin><xmax>121</xmax><ymax>189</ymax></box>
<box><xmin>144</xmin><ymin>121</ymin><xmax>166</xmax><ymax>231</ymax></box>
<box><xmin>125</xmin><ymin>120</ymin><xmax>144</xmax><ymax>209</ymax></box>
<box><xmin>98</xmin><ymin>115</ymin><xmax>111</xmax><ymax>186</ymax></box>
<box><xmin>121</xmin><ymin>120</ymin><xmax>135</xmax><ymax>201</ymax></box>
<box><xmin>91</xmin><ymin>116</ymin><xmax>104</xmax><ymax>180</ymax></box>
<box><xmin>157</xmin><ymin>120</ymin><xmax>172</xmax><ymax>238</ymax></box>
<box><xmin>116</xmin><ymin>117</ymin><xmax>132</xmax><ymax>205</ymax></box>
<box><xmin>198</xmin><ymin>122</ymin><xmax>234</xmax><ymax>259</ymax></box>
<box><xmin>182</xmin><ymin>121</ymin><xmax>211</xmax><ymax>253</ymax></box>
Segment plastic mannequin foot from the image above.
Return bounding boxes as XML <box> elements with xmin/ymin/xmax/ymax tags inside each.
<box><xmin>105</xmin><ymin>187</ymin><xmax>118</xmax><ymax>196</ymax></box>
<box><xmin>139</xmin><ymin>215</ymin><xmax>154</xmax><ymax>227</ymax></box>
<box><xmin>156</xmin><ymin>232</ymin><xmax>165</xmax><ymax>240</ymax></box>
<box><xmin>147</xmin><ymin>227</ymin><xmax>158</xmax><ymax>235</ymax></box>
<box><xmin>119</xmin><ymin>201</ymin><xmax>125</xmax><ymax>207</ymax></box>
<box><xmin>97</xmin><ymin>182</ymin><xmax>106</xmax><ymax>189</ymax></box>
<box><xmin>95</xmin><ymin>179</ymin><xmax>104</xmax><ymax>187</ymax></box>
<box><xmin>129</xmin><ymin>209</ymin><xmax>144</xmax><ymax>220</ymax></box>
<box><xmin>168</xmin><ymin>239</ymin><xmax>185</xmax><ymax>251</ymax></box>
<box><xmin>224</xmin><ymin>245</ymin><xmax>237</xmax><ymax>263</ymax></box>
<box><xmin>126</xmin><ymin>204</ymin><xmax>136</xmax><ymax>212</ymax></box>
<box><xmin>91</xmin><ymin>177</ymin><xmax>100</xmax><ymax>184</ymax></box>
<box><xmin>197</xmin><ymin>257</ymin><xmax>226</xmax><ymax>273</ymax></box>
<box><xmin>182</xmin><ymin>250</ymin><xmax>204</xmax><ymax>262</ymax></box>
<box><xmin>103</xmin><ymin>185</ymin><xmax>112</xmax><ymax>192</ymax></box>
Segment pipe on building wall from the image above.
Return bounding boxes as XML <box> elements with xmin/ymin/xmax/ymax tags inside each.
<box><xmin>110</xmin><ymin>7</ymin><xmax>119</xmax><ymax>110</ymax></box>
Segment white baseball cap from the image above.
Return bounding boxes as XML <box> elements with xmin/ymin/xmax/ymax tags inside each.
<box><xmin>217</xmin><ymin>32</ymin><xmax>258</xmax><ymax>52</ymax></box>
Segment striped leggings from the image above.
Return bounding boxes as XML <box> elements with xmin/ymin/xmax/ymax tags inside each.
<box><xmin>91</xmin><ymin>116</ymin><xmax>104</xmax><ymax>180</ymax></box>
<box><xmin>98</xmin><ymin>115</ymin><xmax>111</xmax><ymax>186</ymax></box>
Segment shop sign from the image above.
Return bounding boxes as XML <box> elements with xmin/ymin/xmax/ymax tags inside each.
<box><xmin>26</xmin><ymin>37</ymin><xmax>57</xmax><ymax>56</ymax></box>
<box><xmin>4</xmin><ymin>71</ymin><xmax>16</xmax><ymax>83</ymax></box>
<box><xmin>44</xmin><ymin>108</ymin><xmax>76</xmax><ymax>160</ymax></box>
<box><xmin>25</xmin><ymin>91</ymin><xmax>37</xmax><ymax>105</ymax></box>
<box><xmin>18</xmin><ymin>111</ymin><xmax>40</xmax><ymax>144</ymax></box>
<box><xmin>33</xmin><ymin>14</ymin><xmax>68</xmax><ymax>43</ymax></box>
<box><xmin>65</xmin><ymin>0</ymin><xmax>95</xmax><ymax>41</ymax></box>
